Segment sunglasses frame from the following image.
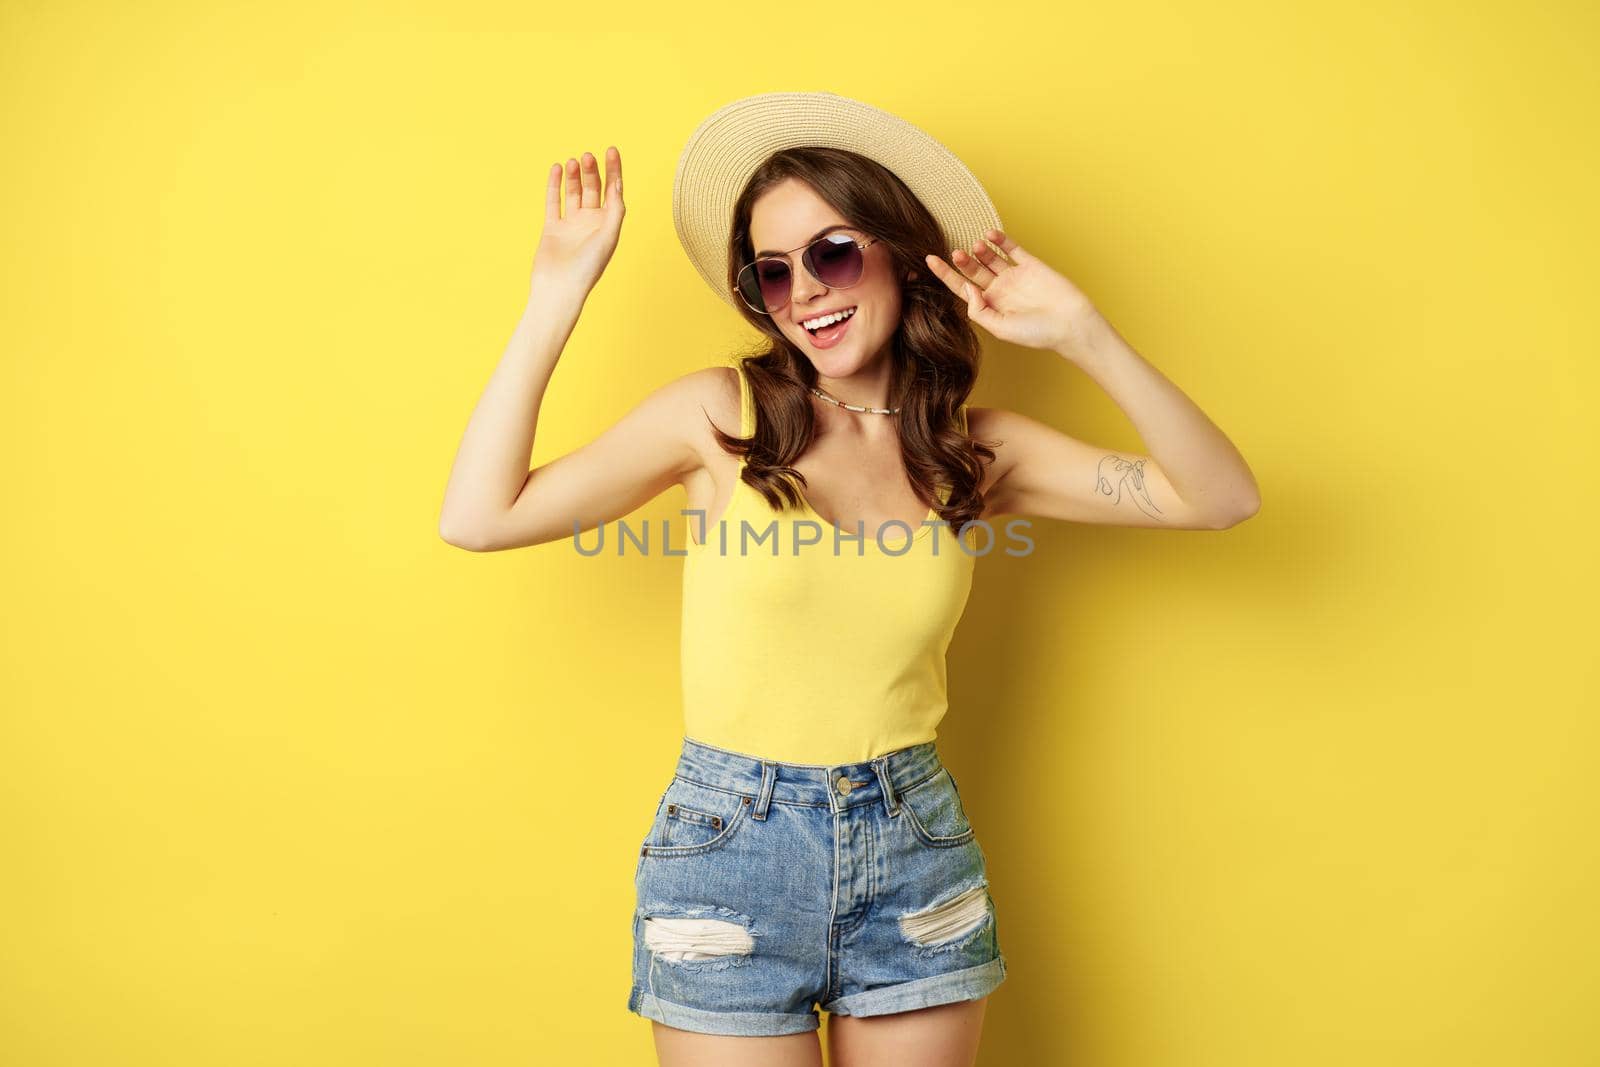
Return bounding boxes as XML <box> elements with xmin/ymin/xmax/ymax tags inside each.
<box><xmin>736</xmin><ymin>228</ymin><xmax>882</xmax><ymax>316</ymax></box>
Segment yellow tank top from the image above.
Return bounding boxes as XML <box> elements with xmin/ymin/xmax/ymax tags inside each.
<box><xmin>679</xmin><ymin>358</ymin><xmax>978</xmax><ymax>765</ymax></box>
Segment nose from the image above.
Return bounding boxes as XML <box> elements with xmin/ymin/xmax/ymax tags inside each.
<box><xmin>788</xmin><ymin>259</ymin><xmax>831</xmax><ymax>317</ymax></box>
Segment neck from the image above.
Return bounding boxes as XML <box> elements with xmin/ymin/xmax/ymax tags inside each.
<box><xmin>813</xmin><ymin>364</ymin><xmax>894</xmax><ymax>413</ymax></box>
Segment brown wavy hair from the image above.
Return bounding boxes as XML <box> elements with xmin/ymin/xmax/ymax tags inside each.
<box><xmin>710</xmin><ymin>146</ymin><xmax>997</xmax><ymax>533</ymax></box>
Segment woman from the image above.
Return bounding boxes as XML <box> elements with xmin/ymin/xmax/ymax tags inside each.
<box><xmin>439</xmin><ymin>92</ymin><xmax>1260</xmax><ymax>1067</ymax></box>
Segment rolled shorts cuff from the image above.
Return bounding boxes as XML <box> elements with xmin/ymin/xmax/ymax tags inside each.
<box><xmin>820</xmin><ymin>955</ymin><xmax>1007</xmax><ymax>1018</ymax></box>
<box><xmin>628</xmin><ymin>987</ymin><xmax>821</xmax><ymax>1036</ymax></box>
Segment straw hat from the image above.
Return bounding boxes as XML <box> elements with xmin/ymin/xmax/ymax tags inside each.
<box><xmin>671</xmin><ymin>90</ymin><xmax>1003</xmax><ymax>312</ymax></box>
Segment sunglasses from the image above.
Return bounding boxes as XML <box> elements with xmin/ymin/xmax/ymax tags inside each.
<box><xmin>736</xmin><ymin>228</ymin><xmax>882</xmax><ymax>315</ymax></box>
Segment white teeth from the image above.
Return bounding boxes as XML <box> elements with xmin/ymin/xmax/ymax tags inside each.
<box><xmin>802</xmin><ymin>307</ymin><xmax>856</xmax><ymax>331</ymax></box>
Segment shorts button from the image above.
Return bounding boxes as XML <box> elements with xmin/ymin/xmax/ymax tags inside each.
<box><xmin>836</xmin><ymin>776</ymin><xmax>853</xmax><ymax>795</ymax></box>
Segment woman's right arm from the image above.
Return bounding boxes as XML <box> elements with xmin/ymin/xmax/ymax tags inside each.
<box><xmin>438</xmin><ymin>146</ymin><xmax>707</xmax><ymax>552</ymax></box>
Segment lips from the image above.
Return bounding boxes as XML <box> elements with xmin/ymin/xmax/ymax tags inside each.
<box><xmin>799</xmin><ymin>305</ymin><xmax>856</xmax><ymax>330</ymax></box>
<box><xmin>803</xmin><ymin>308</ymin><xmax>856</xmax><ymax>350</ymax></box>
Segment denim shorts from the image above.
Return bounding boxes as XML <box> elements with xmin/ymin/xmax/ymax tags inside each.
<box><xmin>626</xmin><ymin>736</ymin><xmax>1007</xmax><ymax>1036</ymax></box>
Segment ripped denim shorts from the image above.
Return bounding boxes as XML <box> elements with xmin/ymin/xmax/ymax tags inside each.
<box><xmin>626</xmin><ymin>735</ymin><xmax>1007</xmax><ymax>1037</ymax></box>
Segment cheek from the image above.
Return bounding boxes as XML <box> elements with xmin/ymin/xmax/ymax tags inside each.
<box><xmin>858</xmin><ymin>269</ymin><xmax>900</xmax><ymax>318</ymax></box>
<box><xmin>872</xmin><ymin>281</ymin><xmax>904</xmax><ymax>325</ymax></box>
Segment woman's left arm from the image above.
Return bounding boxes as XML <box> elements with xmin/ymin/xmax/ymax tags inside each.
<box><xmin>925</xmin><ymin>229</ymin><xmax>1262</xmax><ymax>531</ymax></box>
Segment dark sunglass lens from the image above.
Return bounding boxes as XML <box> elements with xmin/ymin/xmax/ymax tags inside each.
<box><xmin>810</xmin><ymin>234</ymin><xmax>864</xmax><ymax>288</ymax></box>
<box><xmin>738</xmin><ymin>260</ymin><xmax>786</xmax><ymax>311</ymax></box>
<box><xmin>745</xmin><ymin>259</ymin><xmax>791</xmax><ymax>311</ymax></box>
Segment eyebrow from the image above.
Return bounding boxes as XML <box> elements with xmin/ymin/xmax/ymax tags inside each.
<box><xmin>755</xmin><ymin>224</ymin><xmax>853</xmax><ymax>259</ymax></box>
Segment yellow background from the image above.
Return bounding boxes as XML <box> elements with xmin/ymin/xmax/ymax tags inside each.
<box><xmin>3</xmin><ymin>1</ymin><xmax>1594</xmax><ymax>1063</ymax></box>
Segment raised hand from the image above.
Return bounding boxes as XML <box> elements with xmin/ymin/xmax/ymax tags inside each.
<box><xmin>529</xmin><ymin>147</ymin><xmax>625</xmax><ymax>304</ymax></box>
<box><xmin>924</xmin><ymin>229</ymin><xmax>1099</xmax><ymax>354</ymax></box>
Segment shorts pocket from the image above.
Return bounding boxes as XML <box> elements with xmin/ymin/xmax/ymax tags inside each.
<box><xmin>638</xmin><ymin>774</ymin><xmax>752</xmax><ymax>862</ymax></box>
<box><xmin>897</xmin><ymin>767</ymin><xmax>977</xmax><ymax>849</ymax></box>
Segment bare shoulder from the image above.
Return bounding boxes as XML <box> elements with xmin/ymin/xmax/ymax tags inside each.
<box><xmin>701</xmin><ymin>363</ymin><xmax>742</xmax><ymax>427</ymax></box>
<box><xmin>534</xmin><ymin>362</ymin><xmax>737</xmax><ymax>499</ymax></box>
<box><xmin>677</xmin><ymin>364</ymin><xmax>742</xmax><ymax>463</ymax></box>
<box><xmin>684</xmin><ymin>363</ymin><xmax>739</xmax><ymax>435</ymax></box>
<box><xmin>964</xmin><ymin>404</ymin><xmax>1018</xmax><ymax>484</ymax></box>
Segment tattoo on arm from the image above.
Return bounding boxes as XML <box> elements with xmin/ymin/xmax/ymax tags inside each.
<box><xmin>1094</xmin><ymin>455</ymin><xmax>1165</xmax><ymax>521</ymax></box>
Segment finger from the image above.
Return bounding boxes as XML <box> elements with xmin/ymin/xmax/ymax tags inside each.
<box><xmin>983</xmin><ymin>228</ymin><xmax>1033</xmax><ymax>264</ymax></box>
<box><xmin>922</xmin><ymin>253</ymin><xmax>973</xmax><ymax>300</ymax></box>
<box><xmin>579</xmin><ymin>151</ymin><xmax>600</xmax><ymax>210</ymax></box>
<box><xmin>951</xmin><ymin>247</ymin><xmax>997</xmax><ymax>287</ymax></box>
<box><xmin>545</xmin><ymin>162</ymin><xmax>562</xmax><ymax>221</ymax></box>
<box><xmin>564</xmin><ymin>158</ymin><xmax>581</xmax><ymax>217</ymax></box>
<box><xmin>606</xmin><ymin>145</ymin><xmax>623</xmax><ymax>210</ymax></box>
<box><xmin>945</xmin><ymin>247</ymin><xmax>993</xmax><ymax>295</ymax></box>
<box><xmin>961</xmin><ymin>280</ymin><xmax>990</xmax><ymax>324</ymax></box>
<box><xmin>967</xmin><ymin>234</ymin><xmax>1012</xmax><ymax>274</ymax></box>
<box><xmin>962</xmin><ymin>279</ymin><xmax>995</xmax><ymax>327</ymax></box>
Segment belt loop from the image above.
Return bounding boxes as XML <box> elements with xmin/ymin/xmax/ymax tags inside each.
<box><xmin>873</xmin><ymin>755</ymin><xmax>899</xmax><ymax>815</ymax></box>
<box><xmin>754</xmin><ymin>759</ymin><xmax>775</xmax><ymax>820</ymax></box>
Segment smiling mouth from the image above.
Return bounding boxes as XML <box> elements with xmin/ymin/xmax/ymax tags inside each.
<box><xmin>801</xmin><ymin>306</ymin><xmax>857</xmax><ymax>341</ymax></box>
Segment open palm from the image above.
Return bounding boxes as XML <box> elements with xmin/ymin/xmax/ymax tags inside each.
<box><xmin>924</xmin><ymin>229</ymin><xmax>1096</xmax><ymax>352</ymax></box>
<box><xmin>530</xmin><ymin>147</ymin><xmax>625</xmax><ymax>303</ymax></box>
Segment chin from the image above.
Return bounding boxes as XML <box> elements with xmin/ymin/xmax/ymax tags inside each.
<box><xmin>807</xmin><ymin>350</ymin><xmax>871</xmax><ymax>377</ymax></box>
<box><xmin>795</xmin><ymin>327</ymin><xmax>890</xmax><ymax>377</ymax></box>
